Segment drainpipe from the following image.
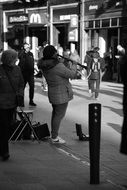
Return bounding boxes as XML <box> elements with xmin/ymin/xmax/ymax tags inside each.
<box><xmin>50</xmin><ymin>5</ymin><xmax>53</xmax><ymax>45</ymax></box>
<box><xmin>118</xmin><ymin>27</ymin><xmax>120</xmax><ymax>45</ymax></box>
<box><xmin>80</xmin><ymin>0</ymin><xmax>85</xmax><ymax>65</ymax></box>
<box><xmin>46</xmin><ymin>0</ymin><xmax>50</xmax><ymax>44</ymax></box>
<box><xmin>3</xmin><ymin>11</ymin><xmax>8</xmax><ymax>50</ymax></box>
<box><xmin>0</xmin><ymin>3</ymin><xmax>3</xmax><ymax>50</ymax></box>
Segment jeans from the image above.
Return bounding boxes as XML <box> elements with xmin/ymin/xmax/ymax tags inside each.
<box><xmin>51</xmin><ymin>103</ymin><xmax>68</xmax><ymax>139</ymax></box>
<box><xmin>89</xmin><ymin>79</ymin><xmax>100</xmax><ymax>98</ymax></box>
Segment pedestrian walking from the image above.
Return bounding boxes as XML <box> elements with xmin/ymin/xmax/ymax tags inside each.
<box><xmin>87</xmin><ymin>52</ymin><xmax>103</xmax><ymax>99</ymax></box>
<box><xmin>70</xmin><ymin>49</ymin><xmax>81</xmax><ymax>79</ymax></box>
<box><xmin>36</xmin><ymin>41</ymin><xmax>48</xmax><ymax>91</ymax></box>
<box><xmin>103</xmin><ymin>47</ymin><xmax>113</xmax><ymax>81</ymax></box>
<box><xmin>62</xmin><ymin>49</ymin><xmax>71</xmax><ymax>68</ymax></box>
<box><xmin>18</xmin><ymin>43</ymin><xmax>37</xmax><ymax>106</ymax></box>
<box><xmin>84</xmin><ymin>50</ymin><xmax>94</xmax><ymax>93</ymax></box>
<box><xmin>0</xmin><ymin>49</ymin><xmax>24</xmax><ymax>161</ymax></box>
<box><xmin>38</xmin><ymin>45</ymin><xmax>77</xmax><ymax>144</ymax></box>
<box><xmin>118</xmin><ymin>45</ymin><xmax>127</xmax><ymax>155</ymax></box>
<box><xmin>93</xmin><ymin>47</ymin><xmax>105</xmax><ymax>80</ymax></box>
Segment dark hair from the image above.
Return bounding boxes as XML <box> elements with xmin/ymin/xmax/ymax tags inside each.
<box><xmin>43</xmin><ymin>45</ymin><xmax>57</xmax><ymax>60</ymax></box>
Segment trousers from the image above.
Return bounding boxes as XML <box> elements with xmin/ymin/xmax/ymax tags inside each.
<box><xmin>0</xmin><ymin>108</ymin><xmax>15</xmax><ymax>156</ymax></box>
<box><xmin>23</xmin><ymin>74</ymin><xmax>34</xmax><ymax>102</ymax></box>
<box><xmin>51</xmin><ymin>102</ymin><xmax>68</xmax><ymax>139</ymax></box>
<box><xmin>89</xmin><ymin>79</ymin><xmax>100</xmax><ymax>98</ymax></box>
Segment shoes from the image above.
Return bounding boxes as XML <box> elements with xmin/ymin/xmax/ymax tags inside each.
<box><xmin>88</xmin><ymin>89</ymin><xmax>92</xmax><ymax>94</ymax></box>
<box><xmin>2</xmin><ymin>153</ymin><xmax>10</xmax><ymax>161</ymax></box>
<box><xmin>51</xmin><ymin>136</ymin><xmax>66</xmax><ymax>144</ymax></box>
<box><xmin>29</xmin><ymin>101</ymin><xmax>37</xmax><ymax>106</ymax></box>
<box><xmin>43</xmin><ymin>88</ymin><xmax>48</xmax><ymax>92</ymax></box>
<box><xmin>42</xmin><ymin>86</ymin><xmax>48</xmax><ymax>91</ymax></box>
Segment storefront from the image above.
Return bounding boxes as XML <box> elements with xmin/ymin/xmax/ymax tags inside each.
<box><xmin>83</xmin><ymin>0</ymin><xmax>127</xmax><ymax>81</ymax></box>
<box><xmin>2</xmin><ymin>2</ymin><xmax>79</xmax><ymax>60</ymax></box>
<box><xmin>50</xmin><ymin>3</ymin><xmax>79</xmax><ymax>51</ymax></box>
<box><xmin>3</xmin><ymin>6</ymin><xmax>48</xmax><ymax>60</ymax></box>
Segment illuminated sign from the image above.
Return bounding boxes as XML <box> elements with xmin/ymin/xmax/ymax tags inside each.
<box><xmin>89</xmin><ymin>5</ymin><xmax>98</xmax><ymax>10</ymax></box>
<box><xmin>85</xmin><ymin>0</ymin><xmax>124</xmax><ymax>15</ymax></box>
<box><xmin>60</xmin><ymin>15</ymin><xmax>71</xmax><ymax>21</ymax></box>
<box><xmin>30</xmin><ymin>13</ymin><xmax>41</xmax><ymax>23</ymax></box>
<box><xmin>8</xmin><ymin>14</ymin><xmax>28</xmax><ymax>24</ymax></box>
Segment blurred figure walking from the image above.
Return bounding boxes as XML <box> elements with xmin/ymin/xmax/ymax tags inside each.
<box><xmin>87</xmin><ymin>52</ymin><xmax>105</xmax><ymax>99</ymax></box>
<box><xmin>104</xmin><ymin>47</ymin><xmax>113</xmax><ymax>81</ymax></box>
<box><xmin>84</xmin><ymin>49</ymin><xmax>94</xmax><ymax>93</ymax></box>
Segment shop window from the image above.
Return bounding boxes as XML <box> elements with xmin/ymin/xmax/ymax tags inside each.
<box><xmin>111</xmin><ymin>18</ymin><xmax>117</xmax><ymax>27</ymax></box>
<box><xmin>119</xmin><ymin>17</ymin><xmax>127</xmax><ymax>26</ymax></box>
<box><xmin>84</xmin><ymin>21</ymin><xmax>89</xmax><ymax>28</ymax></box>
<box><xmin>95</xmin><ymin>20</ymin><xmax>100</xmax><ymax>28</ymax></box>
<box><xmin>84</xmin><ymin>21</ymin><xmax>93</xmax><ymax>28</ymax></box>
<box><xmin>102</xmin><ymin>19</ymin><xmax>110</xmax><ymax>27</ymax></box>
<box><xmin>89</xmin><ymin>21</ymin><xmax>93</xmax><ymax>28</ymax></box>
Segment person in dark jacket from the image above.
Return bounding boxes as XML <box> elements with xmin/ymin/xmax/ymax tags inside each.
<box><xmin>84</xmin><ymin>50</ymin><xmax>93</xmax><ymax>93</ymax></box>
<box><xmin>18</xmin><ymin>43</ymin><xmax>36</xmax><ymax>106</ymax></box>
<box><xmin>118</xmin><ymin>45</ymin><xmax>127</xmax><ymax>155</ymax></box>
<box><xmin>38</xmin><ymin>45</ymin><xmax>77</xmax><ymax>144</ymax></box>
<box><xmin>0</xmin><ymin>49</ymin><xmax>24</xmax><ymax>161</ymax></box>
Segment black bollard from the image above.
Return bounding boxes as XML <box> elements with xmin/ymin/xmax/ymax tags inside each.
<box><xmin>89</xmin><ymin>103</ymin><xmax>101</xmax><ymax>184</ymax></box>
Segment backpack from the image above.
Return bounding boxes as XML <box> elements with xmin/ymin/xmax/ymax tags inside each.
<box><xmin>89</xmin><ymin>61</ymin><xmax>100</xmax><ymax>80</ymax></box>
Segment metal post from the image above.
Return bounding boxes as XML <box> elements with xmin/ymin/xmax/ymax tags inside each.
<box><xmin>46</xmin><ymin>0</ymin><xmax>50</xmax><ymax>44</ymax></box>
<box><xmin>80</xmin><ymin>0</ymin><xmax>85</xmax><ymax>65</ymax></box>
<box><xmin>89</xmin><ymin>103</ymin><xmax>101</xmax><ymax>184</ymax></box>
<box><xmin>0</xmin><ymin>3</ymin><xmax>3</xmax><ymax>50</ymax></box>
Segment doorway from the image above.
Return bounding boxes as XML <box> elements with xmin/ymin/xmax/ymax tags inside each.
<box><xmin>29</xmin><ymin>26</ymin><xmax>47</xmax><ymax>46</ymax></box>
<box><xmin>53</xmin><ymin>23</ymin><xmax>69</xmax><ymax>50</ymax></box>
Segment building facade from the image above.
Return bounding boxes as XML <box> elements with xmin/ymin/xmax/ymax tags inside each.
<box><xmin>1</xmin><ymin>0</ymin><xmax>79</xmax><ymax>61</ymax></box>
<box><xmin>83</xmin><ymin>0</ymin><xmax>127</xmax><ymax>81</ymax></box>
<box><xmin>0</xmin><ymin>0</ymin><xmax>127</xmax><ymax>81</ymax></box>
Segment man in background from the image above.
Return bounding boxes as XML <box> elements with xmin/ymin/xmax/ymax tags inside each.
<box><xmin>18</xmin><ymin>43</ymin><xmax>36</xmax><ymax>106</ymax></box>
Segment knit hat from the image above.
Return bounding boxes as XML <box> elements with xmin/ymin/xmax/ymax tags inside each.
<box><xmin>93</xmin><ymin>47</ymin><xmax>100</xmax><ymax>52</ymax></box>
<box><xmin>1</xmin><ymin>49</ymin><xmax>18</xmax><ymax>66</ymax></box>
<box><xmin>43</xmin><ymin>45</ymin><xmax>57</xmax><ymax>59</ymax></box>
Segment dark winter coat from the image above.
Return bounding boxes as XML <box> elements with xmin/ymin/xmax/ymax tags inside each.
<box><xmin>18</xmin><ymin>50</ymin><xmax>34</xmax><ymax>76</ymax></box>
<box><xmin>0</xmin><ymin>65</ymin><xmax>24</xmax><ymax>109</ymax></box>
<box><xmin>119</xmin><ymin>53</ymin><xmax>127</xmax><ymax>155</ymax></box>
<box><xmin>38</xmin><ymin>58</ymin><xmax>77</xmax><ymax>105</ymax></box>
<box><xmin>119</xmin><ymin>54</ymin><xmax>127</xmax><ymax>85</ymax></box>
